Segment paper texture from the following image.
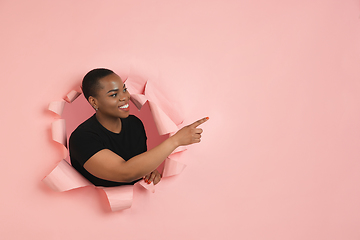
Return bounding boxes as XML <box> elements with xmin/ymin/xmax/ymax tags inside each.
<box><xmin>145</xmin><ymin>81</ymin><xmax>184</xmax><ymax>126</ymax></box>
<box><xmin>51</xmin><ymin>119</ymin><xmax>68</xmax><ymax>159</ymax></box>
<box><xmin>148</xmin><ymin>101</ymin><xmax>179</xmax><ymax>135</ymax></box>
<box><xmin>48</xmin><ymin>100</ymin><xmax>65</xmax><ymax>116</ymax></box>
<box><xmin>139</xmin><ymin>179</ymin><xmax>155</xmax><ymax>193</ymax></box>
<box><xmin>42</xmin><ymin>159</ymin><xmax>92</xmax><ymax>192</ymax></box>
<box><xmin>44</xmin><ymin>75</ymin><xmax>187</xmax><ymax>211</ymax></box>
<box><xmin>52</xmin><ymin>119</ymin><xmax>66</xmax><ymax>147</ymax></box>
<box><xmin>101</xmin><ymin>185</ymin><xmax>134</xmax><ymax>211</ymax></box>
<box><xmin>162</xmin><ymin>157</ymin><xmax>186</xmax><ymax>178</ymax></box>
<box><xmin>65</xmin><ymin>89</ymin><xmax>81</xmax><ymax>103</ymax></box>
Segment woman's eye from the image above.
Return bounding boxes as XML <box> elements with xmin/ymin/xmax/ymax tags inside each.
<box><xmin>123</xmin><ymin>88</ymin><xmax>128</xmax><ymax>93</ymax></box>
<box><xmin>110</xmin><ymin>93</ymin><xmax>117</xmax><ymax>97</ymax></box>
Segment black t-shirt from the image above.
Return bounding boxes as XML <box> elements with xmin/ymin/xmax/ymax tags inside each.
<box><xmin>69</xmin><ymin>114</ymin><xmax>147</xmax><ymax>187</ymax></box>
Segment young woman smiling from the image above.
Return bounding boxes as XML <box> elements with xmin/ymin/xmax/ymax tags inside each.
<box><xmin>69</xmin><ymin>68</ymin><xmax>208</xmax><ymax>187</ymax></box>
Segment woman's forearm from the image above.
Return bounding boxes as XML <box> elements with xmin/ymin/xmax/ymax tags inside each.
<box><xmin>120</xmin><ymin>136</ymin><xmax>179</xmax><ymax>181</ymax></box>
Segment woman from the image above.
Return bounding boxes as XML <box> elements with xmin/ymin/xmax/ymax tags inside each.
<box><xmin>69</xmin><ymin>68</ymin><xmax>208</xmax><ymax>187</ymax></box>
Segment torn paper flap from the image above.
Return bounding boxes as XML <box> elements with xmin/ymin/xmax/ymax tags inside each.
<box><xmin>162</xmin><ymin>157</ymin><xmax>186</xmax><ymax>178</ymax></box>
<box><xmin>125</xmin><ymin>75</ymin><xmax>147</xmax><ymax>94</ymax></box>
<box><xmin>145</xmin><ymin>81</ymin><xmax>184</xmax><ymax>126</ymax></box>
<box><xmin>65</xmin><ymin>90</ymin><xmax>81</xmax><ymax>103</ymax></box>
<box><xmin>138</xmin><ymin>179</ymin><xmax>155</xmax><ymax>193</ymax></box>
<box><xmin>52</xmin><ymin>119</ymin><xmax>68</xmax><ymax>158</ymax></box>
<box><xmin>52</xmin><ymin>119</ymin><xmax>67</xmax><ymax>147</ymax></box>
<box><xmin>43</xmin><ymin>160</ymin><xmax>134</xmax><ymax>211</ymax></box>
<box><xmin>42</xmin><ymin>159</ymin><xmax>92</xmax><ymax>192</ymax></box>
<box><xmin>130</xmin><ymin>94</ymin><xmax>148</xmax><ymax>110</ymax></box>
<box><xmin>172</xmin><ymin>146</ymin><xmax>187</xmax><ymax>154</ymax></box>
<box><xmin>48</xmin><ymin>100</ymin><xmax>66</xmax><ymax>117</ymax></box>
<box><xmin>148</xmin><ymin>101</ymin><xmax>179</xmax><ymax>135</ymax></box>
<box><xmin>101</xmin><ymin>185</ymin><xmax>134</xmax><ymax>211</ymax></box>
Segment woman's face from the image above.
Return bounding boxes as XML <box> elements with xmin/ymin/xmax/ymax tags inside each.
<box><xmin>91</xmin><ymin>73</ymin><xmax>131</xmax><ymax>119</ymax></box>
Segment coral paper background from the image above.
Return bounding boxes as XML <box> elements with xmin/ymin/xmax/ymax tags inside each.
<box><xmin>1</xmin><ymin>0</ymin><xmax>360</xmax><ymax>239</ymax></box>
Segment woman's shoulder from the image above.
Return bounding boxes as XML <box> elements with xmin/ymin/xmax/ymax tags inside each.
<box><xmin>76</xmin><ymin>114</ymin><xmax>98</xmax><ymax>129</ymax></box>
<box><xmin>123</xmin><ymin>115</ymin><xmax>145</xmax><ymax>129</ymax></box>
<box><xmin>70</xmin><ymin>114</ymin><xmax>99</xmax><ymax>138</ymax></box>
<box><xmin>122</xmin><ymin>114</ymin><xmax>141</xmax><ymax>123</ymax></box>
<box><xmin>126</xmin><ymin>114</ymin><xmax>142</xmax><ymax>122</ymax></box>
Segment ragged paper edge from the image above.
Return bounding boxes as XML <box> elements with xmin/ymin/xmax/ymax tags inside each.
<box><xmin>51</xmin><ymin>119</ymin><xmax>68</xmax><ymax>159</ymax></box>
<box><xmin>139</xmin><ymin>179</ymin><xmax>155</xmax><ymax>193</ymax></box>
<box><xmin>48</xmin><ymin>100</ymin><xmax>66</xmax><ymax>117</ymax></box>
<box><xmin>65</xmin><ymin>90</ymin><xmax>81</xmax><ymax>103</ymax></box>
<box><xmin>42</xmin><ymin>159</ymin><xmax>92</xmax><ymax>192</ymax></box>
<box><xmin>100</xmin><ymin>185</ymin><xmax>134</xmax><ymax>211</ymax></box>
<box><xmin>44</xmin><ymin>73</ymin><xmax>187</xmax><ymax>211</ymax></box>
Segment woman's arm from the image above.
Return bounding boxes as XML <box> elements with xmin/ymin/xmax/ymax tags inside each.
<box><xmin>83</xmin><ymin>117</ymin><xmax>208</xmax><ymax>182</ymax></box>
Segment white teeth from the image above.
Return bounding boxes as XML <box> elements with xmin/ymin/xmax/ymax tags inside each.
<box><xmin>119</xmin><ymin>104</ymin><xmax>129</xmax><ymax>109</ymax></box>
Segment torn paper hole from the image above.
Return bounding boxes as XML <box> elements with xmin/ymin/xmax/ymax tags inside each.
<box><xmin>44</xmin><ymin>72</ymin><xmax>186</xmax><ymax>211</ymax></box>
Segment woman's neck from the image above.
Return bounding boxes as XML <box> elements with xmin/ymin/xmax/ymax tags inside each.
<box><xmin>95</xmin><ymin>113</ymin><xmax>122</xmax><ymax>133</ymax></box>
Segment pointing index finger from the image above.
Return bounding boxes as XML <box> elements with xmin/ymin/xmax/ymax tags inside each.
<box><xmin>190</xmin><ymin>117</ymin><xmax>209</xmax><ymax>128</ymax></box>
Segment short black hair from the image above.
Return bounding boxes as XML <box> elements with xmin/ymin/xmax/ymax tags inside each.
<box><xmin>82</xmin><ymin>68</ymin><xmax>114</xmax><ymax>101</ymax></box>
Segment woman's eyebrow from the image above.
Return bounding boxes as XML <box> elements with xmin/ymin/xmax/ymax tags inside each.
<box><xmin>107</xmin><ymin>88</ymin><xmax>119</xmax><ymax>94</ymax></box>
<box><xmin>106</xmin><ymin>84</ymin><xmax>125</xmax><ymax>93</ymax></box>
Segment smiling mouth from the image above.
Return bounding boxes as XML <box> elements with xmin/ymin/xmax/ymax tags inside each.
<box><xmin>119</xmin><ymin>103</ymin><xmax>129</xmax><ymax>110</ymax></box>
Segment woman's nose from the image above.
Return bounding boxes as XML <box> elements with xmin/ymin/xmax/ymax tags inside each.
<box><xmin>119</xmin><ymin>94</ymin><xmax>129</xmax><ymax>101</ymax></box>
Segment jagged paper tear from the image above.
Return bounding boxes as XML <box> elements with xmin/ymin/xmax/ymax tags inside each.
<box><xmin>43</xmin><ymin>159</ymin><xmax>92</xmax><ymax>192</ymax></box>
<box><xmin>48</xmin><ymin>100</ymin><xmax>66</xmax><ymax>117</ymax></box>
<box><xmin>101</xmin><ymin>185</ymin><xmax>134</xmax><ymax>211</ymax></box>
<box><xmin>44</xmin><ymin>74</ymin><xmax>187</xmax><ymax>211</ymax></box>
<box><xmin>65</xmin><ymin>89</ymin><xmax>82</xmax><ymax>103</ymax></box>
<box><xmin>51</xmin><ymin>119</ymin><xmax>68</xmax><ymax>159</ymax></box>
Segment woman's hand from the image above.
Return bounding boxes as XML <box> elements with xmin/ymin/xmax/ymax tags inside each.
<box><xmin>171</xmin><ymin>117</ymin><xmax>209</xmax><ymax>147</ymax></box>
<box><xmin>144</xmin><ymin>169</ymin><xmax>162</xmax><ymax>185</ymax></box>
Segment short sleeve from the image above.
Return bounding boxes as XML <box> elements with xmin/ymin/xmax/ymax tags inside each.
<box><xmin>69</xmin><ymin>128</ymin><xmax>106</xmax><ymax>167</ymax></box>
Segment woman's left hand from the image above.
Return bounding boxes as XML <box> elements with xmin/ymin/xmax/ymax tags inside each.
<box><xmin>143</xmin><ymin>169</ymin><xmax>162</xmax><ymax>185</ymax></box>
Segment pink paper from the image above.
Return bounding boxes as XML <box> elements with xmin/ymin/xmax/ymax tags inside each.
<box><xmin>126</xmin><ymin>75</ymin><xmax>183</xmax><ymax>135</ymax></box>
<box><xmin>100</xmin><ymin>185</ymin><xmax>134</xmax><ymax>211</ymax></box>
<box><xmin>139</xmin><ymin>179</ymin><xmax>155</xmax><ymax>193</ymax></box>
<box><xmin>64</xmin><ymin>90</ymin><xmax>81</xmax><ymax>103</ymax></box>
<box><xmin>43</xmin><ymin>160</ymin><xmax>136</xmax><ymax>211</ymax></box>
<box><xmin>51</xmin><ymin>119</ymin><xmax>68</xmax><ymax>159</ymax></box>
<box><xmin>172</xmin><ymin>146</ymin><xmax>187</xmax><ymax>154</ymax></box>
<box><xmin>145</xmin><ymin>81</ymin><xmax>184</xmax><ymax>125</ymax></box>
<box><xmin>125</xmin><ymin>75</ymin><xmax>147</xmax><ymax>94</ymax></box>
<box><xmin>48</xmin><ymin>100</ymin><xmax>66</xmax><ymax>116</ymax></box>
<box><xmin>42</xmin><ymin>159</ymin><xmax>92</xmax><ymax>192</ymax></box>
<box><xmin>148</xmin><ymin>101</ymin><xmax>179</xmax><ymax>135</ymax></box>
<box><xmin>52</xmin><ymin>119</ymin><xmax>67</xmax><ymax>147</ymax></box>
<box><xmin>130</xmin><ymin>94</ymin><xmax>148</xmax><ymax>110</ymax></box>
<box><xmin>162</xmin><ymin>157</ymin><xmax>186</xmax><ymax>178</ymax></box>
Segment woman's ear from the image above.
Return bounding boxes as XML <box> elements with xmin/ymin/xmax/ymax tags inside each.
<box><xmin>88</xmin><ymin>96</ymin><xmax>98</xmax><ymax>110</ymax></box>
